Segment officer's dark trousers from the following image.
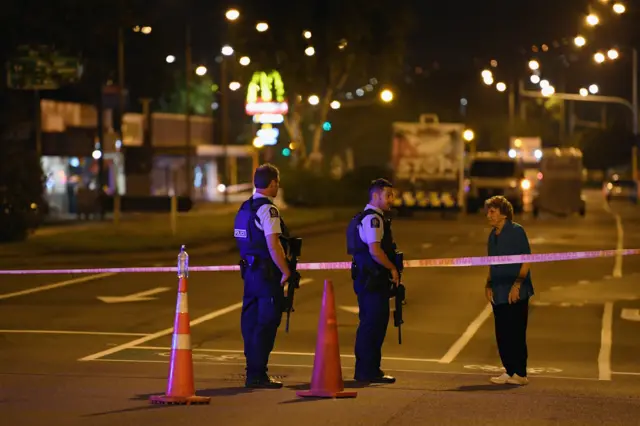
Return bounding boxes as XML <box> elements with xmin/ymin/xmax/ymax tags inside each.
<box><xmin>240</xmin><ymin>270</ymin><xmax>283</xmax><ymax>380</ymax></box>
<box><xmin>492</xmin><ymin>299</ymin><xmax>529</xmax><ymax>377</ymax></box>
<box><xmin>354</xmin><ymin>286</ymin><xmax>390</xmax><ymax>379</ymax></box>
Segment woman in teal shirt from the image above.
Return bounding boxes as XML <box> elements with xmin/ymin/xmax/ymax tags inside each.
<box><xmin>484</xmin><ymin>196</ymin><xmax>533</xmax><ymax>386</ymax></box>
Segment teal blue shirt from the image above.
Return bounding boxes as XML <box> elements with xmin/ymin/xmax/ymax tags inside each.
<box><xmin>487</xmin><ymin>221</ymin><xmax>534</xmax><ymax>305</ymax></box>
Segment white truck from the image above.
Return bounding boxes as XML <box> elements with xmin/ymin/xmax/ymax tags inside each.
<box><xmin>390</xmin><ymin>114</ymin><xmax>465</xmax><ymax>215</ymax></box>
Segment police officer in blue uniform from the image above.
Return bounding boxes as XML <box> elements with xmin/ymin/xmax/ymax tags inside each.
<box><xmin>347</xmin><ymin>178</ymin><xmax>399</xmax><ymax>384</ymax></box>
<box><xmin>234</xmin><ymin>164</ymin><xmax>291</xmax><ymax>389</ymax></box>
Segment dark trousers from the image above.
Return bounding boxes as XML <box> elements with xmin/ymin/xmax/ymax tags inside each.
<box><xmin>492</xmin><ymin>299</ymin><xmax>529</xmax><ymax>377</ymax></box>
<box><xmin>354</xmin><ymin>288</ymin><xmax>390</xmax><ymax>379</ymax></box>
<box><xmin>240</xmin><ymin>294</ymin><xmax>283</xmax><ymax>380</ymax></box>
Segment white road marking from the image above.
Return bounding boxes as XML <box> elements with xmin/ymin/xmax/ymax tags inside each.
<box><xmin>133</xmin><ymin>346</ymin><xmax>439</xmax><ymax>362</ymax></box>
<box><xmin>0</xmin><ymin>273</ymin><xmax>116</xmax><ymax>301</ymax></box>
<box><xmin>621</xmin><ymin>308</ymin><xmax>640</xmax><ymax>321</ymax></box>
<box><xmin>578</xmin><ymin>280</ymin><xmax>590</xmax><ymax>285</ymax></box>
<box><xmin>612</xmin><ymin>371</ymin><xmax>640</xmax><ymax>376</ymax></box>
<box><xmin>421</xmin><ymin>243</ymin><xmax>433</xmax><ymax>249</ymax></box>
<box><xmin>449</xmin><ymin>236</ymin><xmax>459</xmax><ymax>243</ymax></box>
<box><xmin>97</xmin><ymin>287</ymin><xmax>171</xmax><ymax>303</ymax></box>
<box><xmin>0</xmin><ymin>329</ymin><xmax>149</xmax><ymax>336</ymax></box>
<box><xmin>90</xmin><ymin>358</ymin><xmax>601</xmax><ymax>381</ymax></box>
<box><xmin>603</xmin><ymin>202</ymin><xmax>624</xmax><ymax>278</ymax></box>
<box><xmin>598</xmin><ymin>302</ymin><xmax>613</xmax><ymax>381</ymax></box>
<box><xmin>339</xmin><ymin>305</ymin><xmax>360</xmax><ymax>314</ymax></box>
<box><xmin>439</xmin><ymin>304</ymin><xmax>492</xmax><ymax>364</ymax></box>
<box><xmin>551</xmin><ymin>286</ymin><xmax>564</xmax><ymax>291</ymax></box>
<box><xmin>78</xmin><ymin>278</ymin><xmax>315</xmax><ymax>361</ymax></box>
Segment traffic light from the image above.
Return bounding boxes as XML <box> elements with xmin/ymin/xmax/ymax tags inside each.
<box><xmin>322</xmin><ymin>121</ymin><xmax>332</xmax><ymax>131</ymax></box>
<box><xmin>282</xmin><ymin>147</ymin><xmax>291</xmax><ymax>156</ymax></box>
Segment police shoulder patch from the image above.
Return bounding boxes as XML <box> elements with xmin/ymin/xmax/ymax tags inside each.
<box><xmin>269</xmin><ymin>206</ymin><xmax>279</xmax><ymax>218</ymax></box>
<box><xmin>370</xmin><ymin>217</ymin><xmax>381</xmax><ymax>228</ymax></box>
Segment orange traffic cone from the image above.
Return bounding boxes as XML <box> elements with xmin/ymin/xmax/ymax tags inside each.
<box><xmin>297</xmin><ymin>280</ymin><xmax>357</xmax><ymax>398</ymax></box>
<box><xmin>150</xmin><ymin>275</ymin><xmax>210</xmax><ymax>405</ymax></box>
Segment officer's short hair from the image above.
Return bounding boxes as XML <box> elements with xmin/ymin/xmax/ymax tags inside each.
<box><xmin>369</xmin><ymin>178</ymin><xmax>393</xmax><ymax>200</ymax></box>
<box><xmin>254</xmin><ymin>163</ymin><xmax>280</xmax><ymax>189</ymax></box>
<box><xmin>484</xmin><ymin>195</ymin><xmax>513</xmax><ymax>221</ymax></box>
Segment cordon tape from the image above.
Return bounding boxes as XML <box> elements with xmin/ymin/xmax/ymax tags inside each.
<box><xmin>0</xmin><ymin>249</ymin><xmax>638</xmax><ymax>275</ymax></box>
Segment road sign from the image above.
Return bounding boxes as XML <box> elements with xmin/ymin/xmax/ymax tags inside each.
<box><xmin>6</xmin><ymin>45</ymin><xmax>82</xmax><ymax>90</ymax></box>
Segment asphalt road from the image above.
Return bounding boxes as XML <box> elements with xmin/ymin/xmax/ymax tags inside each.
<box><xmin>1</xmin><ymin>190</ymin><xmax>640</xmax><ymax>425</ymax></box>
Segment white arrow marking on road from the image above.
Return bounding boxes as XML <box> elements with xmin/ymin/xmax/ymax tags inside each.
<box><xmin>97</xmin><ymin>287</ymin><xmax>171</xmax><ymax>304</ymax></box>
<box><xmin>339</xmin><ymin>305</ymin><xmax>397</xmax><ymax>314</ymax></box>
<box><xmin>621</xmin><ymin>308</ymin><xmax>640</xmax><ymax>322</ymax></box>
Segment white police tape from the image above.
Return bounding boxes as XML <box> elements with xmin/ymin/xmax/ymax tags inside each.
<box><xmin>0</xmin><ymin>249</ymin><xmax>638</xmax><ymax>275</ymax></box>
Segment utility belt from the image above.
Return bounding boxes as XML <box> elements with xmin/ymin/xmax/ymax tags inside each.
<box><xmin>239</xmin><ymin>255</ymin><xmax>280</xmax><ymax>281</ymax></box>
<box><xmin>351</xmin><ymin>259</ymin><xmax>393</xmax><ymax>293</ymax></box>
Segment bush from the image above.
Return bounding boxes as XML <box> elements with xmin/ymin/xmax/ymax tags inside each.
<box><xmin>0</xmin><ymin>143</ymin><xmax>46</xmax><ymax>242</ymax></box>
<box><xmin>281</xmin><ymin>165</ymin><xmax>393</xmax><ymax>207</ymax></box>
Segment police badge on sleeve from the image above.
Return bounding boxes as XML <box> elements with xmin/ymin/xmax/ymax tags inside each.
<box><xmin>269</xmin><ymin>207</ymin><xmax>279</xmax><ymax>218</ymax></box>
<box><xmin>370</xmin><ymin>217</ymin><xmax>381</xmax><ymax>228</ymax></box>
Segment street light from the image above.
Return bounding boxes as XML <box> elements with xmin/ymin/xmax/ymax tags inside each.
<box><xmin>221</xmin><ymin>45</ymin><xmax>234</xmax><ymax>56</ymax></box>
<box><xmin>528</xmin><ymin>60</ymin><xmax>540</xmax><ymax>71</ymax></box>
<box><xmin>308</xmin><ymin>95</ymin><xmax>320</xmax><ymax>105</ymax></box>
<box><xmin>574</xmin><ymin>36</ymin><xmax>586</xmax><ymax>47</ymax></box>
<box><xmin>481</xmin><ymin>69</ymin><xmax>492</xmax><ymax>79</ymax></box>
<box><xmin>380</xmin><ymin>89</ymin><xmax>394</xmax><ymax>103</ymax></box>
<box><xmin>530</xmin><ymin>74</ymin><xmax>541</xmax><ymax>84</ymax></box>
<box><xmin>539</xmin><ymin>79</ymin><xmax>550</xmax><ymax>89</ymax></box>
<box><xmin>541</xmin><ymin>86</ymin><xmax>555</xmax><ymax>97</ymax></box>
<box><xmin>229</xmin><ymin>81</ymin><xmax>241</xmax><ymax>91</ymax></box>
<box><xmin>608</xmin><ymin>49</ymin><xmax>620</xmax><ymax>60</ymax></box>
<box><xmin>195</xmin><ymin>65</ymin><xmax>207</xmax><ymax>76</ymax></box>
<box><xmin>496</xmin><ymin>82</ymin><xmax>507</xmax><ymax>92</ymax></box>
<box><xmin>580</xmin><ymin>88</ymin><xmax>589</xmax><ymax>97</ymax></box>
<box><xmin>613</xmin><ymin>3</ymin><xmax>626</xmax><ymax>14</ymax></box>
<box><xmin>239</xmin><ymin>56</ymin><xmax>250</xmax><ymax>66</ymax></box>
<box><xmin>303</xmin><ymin>30</ymin><xmax>312</xmax><ymax>39</ymax></box>
<box><xmin>330</xmin><ymin>100</ymin><xmax>341</xmax><ymax>109</ymax></box>
<box><xmin>225</xmin><ymin>8</ymin><xmax>240</xmax><ymax>21</ymax></box>
<box><xmin>589</xmin><ymin>84</ymin><xmax>599</xmax><ymax>94</ymax></box>
<box><xmin>305</xmin><ymin>46</ymin><xmax>315</xmax><ymax>56</ymax></box>
<box><xmin>586</xmin><ymin>13</ymin><xmax>599</xmax><ymax>26</ymax></box>
<box><xmin>256</xmin><ymin>22</ymin><xmax>269</xmax><ymax>32</ymax></box>
<box><xmin>463</xmin><ymin>129</ymin><xmax>474</xmax><ymax>142</ymax></box>
<box><xmin>166</xmin><ymin>55</ymin><xmax>175</xmax><ymax>63</ymax></box>
<box><xmin>141</xmin><ymin>26</ymin><xmax>152</xmax><ymax>34</ymax></box>
<box><xmin>594</xmin><ymin>52</ymin><xmax>606</xmax><ymax>63</ymax></box>
<box><xmin>483</xmin><ymin>76</ymin><xmax>494</xmax><ymax>85</ymax></box>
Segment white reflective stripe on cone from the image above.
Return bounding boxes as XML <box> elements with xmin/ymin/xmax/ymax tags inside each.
<box><xmin>176</xmin><ymin>292</ymin><xmax>189</xmax><ymax>313</ymax></box>
<box><xmin>172</xmin><ymin>333</ymin><xmax>191</xmax><ymax>350</ymax></box>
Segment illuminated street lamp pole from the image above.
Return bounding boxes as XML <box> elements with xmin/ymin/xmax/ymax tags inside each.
<box><xmin>519</xmin><ymin>78</ymin><xmax>638</xmax><ymax>180</ymax></box>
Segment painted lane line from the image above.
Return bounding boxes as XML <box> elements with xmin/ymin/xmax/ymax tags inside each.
<box><xmin>133</xmin><ymin>346</ymin><xmax>440</xmax><ymax>363</ymax></box>
<box><xmin>0</xmin><ymin>329</ymin><xmax>149</xmax><ymax>337</ymax></box>
<box><xmin>77</xmin><ymin>302</ymin><xmax>244</xmax><ymax>361</ymax></box>
<box><xmin>97</xmin><ymin>287</ymin><xmax>171</xmax><ymax>303</ymax></box>
<box><xmin>598</xmin><ymin>302</ymin><xmax>613</xmax><ymax>381</ymax></box>
<box><xmin>439</xmin><ymin>304</ymin><xmax>492</xmax><ymax>364</ymax></box>
<box><xmin>78</xmin><ymin>278</ymin><xmax>315</xmax><ymax>361</ymax></box>
<box><xmin>603</xmin><ymin>201</ymin><xmax>624</xmax><ymax>278</ymax></box>
<box><xmin>0</xmin><ymin>273</ymin><xmax>116</xmax><ymax>301</ymax></box>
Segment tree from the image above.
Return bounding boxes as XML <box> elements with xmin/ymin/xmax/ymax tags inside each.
<box><xmin>231</xmin><ymin>0</ymin><xmax>413</xmax><ymax>170</ymax></box>
<box><xmin>157</xmin><ymin>70</ymin><xmax>216</xmax><ymax>116</ymax></box>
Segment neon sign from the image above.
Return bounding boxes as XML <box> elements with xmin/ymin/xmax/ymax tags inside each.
<box><xmin>246</xmin><ymin>70</ymin><xmax>288</xmax><ymax>116</ymax></box>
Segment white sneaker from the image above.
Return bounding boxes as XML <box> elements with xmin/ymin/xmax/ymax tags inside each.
<box><xmin>507</xmin><ymin>374</ymin><xmax>529</xmax><ymax>385</ymax></box>
<box><xmin>489</xmin><ymin>373</ymin><xmax>511</xmax><ymax>384</ymax></box>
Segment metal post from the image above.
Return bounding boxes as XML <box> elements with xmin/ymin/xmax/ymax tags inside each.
<box><xmin>34</xmin><ymin>89</ymin><xmax>42</xmax><ymax>157</ymax></box>
<box><xmin>221</xmin><ymin>58</ymin><xmax>229</xmax><ymax>204</ymax></box>
<box><xmin>115</xmin><ymin>27</ymin><xmax>125</xmax><ymax>225</ymax></box>
<box><xmin>185</xmin><ymin>23</ymin><xmax>193</xmax><ymax>198</ymax></box>
<box><xmin>632</xmin><ymin>48</ymin><xmax>638</xmax><ymax>181</ymax></box>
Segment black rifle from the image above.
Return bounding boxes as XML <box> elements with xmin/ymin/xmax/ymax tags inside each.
<box><xmin>284</xmin><ymin>237</ymin><xmax>302</xmax><ymax>333</ymax></box>
<box><xmin>392</xmin><ymin>251</ymin><xmax>406</xmax><ymax>344</ymax></box>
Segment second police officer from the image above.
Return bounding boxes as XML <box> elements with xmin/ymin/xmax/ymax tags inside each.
<box><xmin>347</xmin><ymin>178</ymin><xmax>399</xmax><ymax>384</ymax></box>
<box><xmin>233</xmin><ymin>163</ymin><xmax>291</xmax><ymax>389</ymax></box>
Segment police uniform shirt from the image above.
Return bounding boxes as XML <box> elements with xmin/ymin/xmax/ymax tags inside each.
<box><xmin>358</xmin><ymin>204</ymin><xmax>384</xmax><ymax>244</ymax></box>
<box><xmin>253</xmin><ymin>192</ymin><xmax>282</xmax><ymax>236</ymax></box>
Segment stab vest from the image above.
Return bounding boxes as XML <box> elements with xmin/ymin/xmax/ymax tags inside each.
<box><xmin>347</xmin><ymin>208</ymin><xmax>396</xmax><ymax>269</ymax></box>
<box><xmin>234</xmin><ymin>196</ymin><xmax>289</xmax><ymax>261</ymax></box>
